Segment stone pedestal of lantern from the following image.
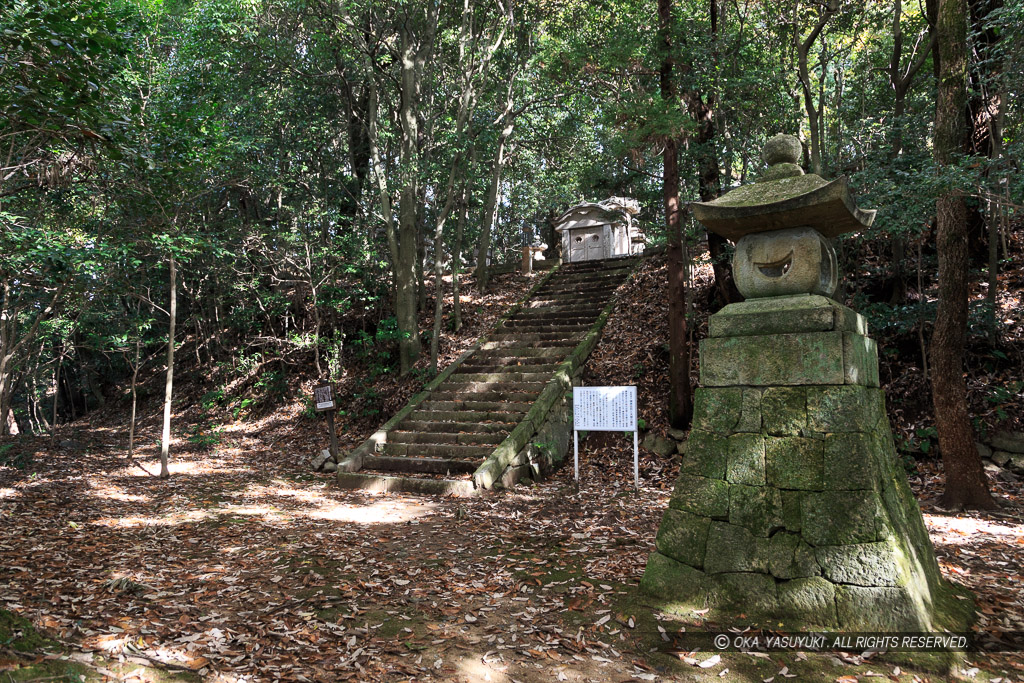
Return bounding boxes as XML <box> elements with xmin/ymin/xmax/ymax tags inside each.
<box><xmin>640</xmin><ymin>135</ymin><xmax>972</xmax><ymax>630</ymax></box>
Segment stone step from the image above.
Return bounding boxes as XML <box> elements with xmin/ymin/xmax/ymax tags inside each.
<box><xmin>429</xmin><ymin>390</ymin><xmax>541</xmax><ymax>403</ymax></box>
<box><xmin>420</xmin><ymin>399</ymin><xmax>534</xmax><ymax>413</ymax></box>
<box><xmin>547</xmin><ymin>267</ymin><xmax>633</xmax><ymax>282</ymax></box>
<box><xmin>496</xmin><ymin>326</ymin><xmax>587</xmax><ymax>336</ymax></box>
<box><xmin>561</xmin><ymin>257</ymin><xmax>638</xmax><ymax>271</ymax></box>
<box><xmin>508</xmin><ymin>313</ymin><xmax>598</xmax><ymax>325</ymax></box>
<box><xmin>447</xmin><ymin>371</ymin><xmax>553</xmax><ymax>383</ymax></box>
<box><xmin>520</xmin><ymin>302</ymin><xmax>604</xmax><ymax>313</ymax></box>
<box><xmin>480</xmin><ymin>340</ymin><xmax>577</xmax><ymax>350</ymax></box>
<box><xmin>458</xmin><ymin>360</ymin><xmax>562</xmax><ymax>372</ymax></box>
<box><xmin>540</xmin><ymin>280</ymin><xmax>618</xmax><ymax>294</ymax></box>
<box><xmin>397</xmin><ymin>420</ymin><xmax>515</xmax><ymax>434</ymax></box>
<box><xmin>472</xmin><ymin>346</ymin><xmax>569</xmax><ymax>359</ymax></box>
<box><xmin>336</xmin><ymin>472</ymin><xmax>478</xmax><ymax>497</ymax></box>
<box><xmin>388</xmin><ymin>431</ymin><xmax>505</xmax><ymax>446</ymax></box>
<box><xmin>435</xmin><ymin>381</ymin><xmax>546</xmax><ymax>393</ymax></box>
<box><xmin>487</xmin><ymin>332</ymin><xmax>580</xmax><ymax>343</ymax></box>
<box><xmin>528</xmin><ymin>295</ymin><xmax>605</xmax><ymax>305</ymax></box>
<box><xmin>408</xmin><ymin>409</ymin><xmax>526</xmax><ymax>422</ymax></box>
<box><xmin>383</xmin><ymin>442</ymin><xmax>493</xmax><ymax>459</ymax></box>
<box><xmin>542</xmin><ymin>270</ymin><xmax>627</xmax><ymax>282</ymax></box>
<box><xmin>361</xmin><ymin>455</ymin><xmax>481</xmax><ymax>475</ymax></box>
<box><xmin>498</xmin><ymin>320</ymin><xmax>590</xmax><ymax>330</ymax></box>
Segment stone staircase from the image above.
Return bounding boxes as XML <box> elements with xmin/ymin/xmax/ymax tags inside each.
<box><xmin>336</xmin><ymin>256</ymin><xmax>639</xmax><ymax>496</ymax></box>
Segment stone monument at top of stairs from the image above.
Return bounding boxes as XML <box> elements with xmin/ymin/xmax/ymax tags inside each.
<box><xmin>640</xmin><ymin>134</ymin><xmax>973</xmax><ymax>631</ymax></box>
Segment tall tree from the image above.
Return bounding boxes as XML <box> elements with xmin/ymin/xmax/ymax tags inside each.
<box><xmin>930</xmin><ymin>0</ymin><xmax>997</xmax><ymax>510</ymax></box>
<box><xmin>659</xmin><ymin>0</ymin><xmax>692</xmax><ymax>428</ymax></box>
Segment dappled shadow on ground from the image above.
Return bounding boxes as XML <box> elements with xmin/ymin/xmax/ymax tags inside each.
<box><xmin>2</xmin><ymin>429</ymin><xmax>1024</xmax><ymax>681</ymax></box>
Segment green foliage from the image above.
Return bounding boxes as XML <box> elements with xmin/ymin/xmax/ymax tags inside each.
<box><xmin>0</xmin><ymin>443</ymin><xmax>30</xmax><ymax>471</ymax></box>
<box><xmin>187</xmin><ymin>422</ymin><xmax>223</xmax><ymax>450</ymax></box>
<box><xmin>0</xmin><ymin>607</ymin><xmax>51</xmax><ymax>652</ymax></box>
<box><xmin>200</xmin><ymin>387</ymin><xmax>226</xmax><ymax>411</ymax></box>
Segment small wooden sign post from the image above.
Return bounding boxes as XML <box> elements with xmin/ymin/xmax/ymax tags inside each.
<box><xmin>313</xmin><ymin>383</ymin><xmax>339</xmax><ymax>459</ymax></box>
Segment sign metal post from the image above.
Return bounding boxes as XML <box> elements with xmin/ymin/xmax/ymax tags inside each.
<box><xmin>313</xmin><ymin>383</ymin><xmax>339</xmax><ymax>459</ymax></box>
<box><xmin>572</xmin><ymin>385</ymin><xmax>639</xmax><ymax>488</ymax></box>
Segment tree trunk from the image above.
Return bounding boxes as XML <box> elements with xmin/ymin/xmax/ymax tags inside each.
<box><xmin>930</xmin><ymin>0</ymin><xmax>997</xmax><ymax>510</ymax></box>
<box><xmin>453</xmin><ymin>190</ymin><xmax>466</xmax><ymax>332</ymax></box>
<box><xmin>160</xmin><ymin>256</ymin><xmax>176</xmax><ymax>479</ymax></box>
<box><xmin>394</xmin><ymin>25</ymin><xmax>428</xmax><ymax>375</ymax></box>
<box><xmin>128</xmin><ymin>339</ymin><xmax>140</xmax><ymax>460</ymax></box>
<box><xmin>50</xmin><ymin>350</ymin><xmax>61</xmax><ymax>448</ymax></box>
<box><xmin>659</xmin><ymin>0</ymin><xmax>691</xmax><ymax>429</ymax></box>
<box><xmin>886</xmin><ymin>0</ymin><xmax>938</xmax><ymax>304</ymax></box>
<box><xmin>797</xmin><ymin>0</ymin><xmax>838</xmax><ymax>176</ymax></box>
<box><xmin>475</xmin><ymin>115</ymin><xmax>514</xmax><ymax>292</ymax></box>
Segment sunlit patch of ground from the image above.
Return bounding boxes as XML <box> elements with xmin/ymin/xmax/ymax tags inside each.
<box><xmin>924</xmin><ymin>513</ymin><xmax>1024</xmax><ymax>546</ymax></box>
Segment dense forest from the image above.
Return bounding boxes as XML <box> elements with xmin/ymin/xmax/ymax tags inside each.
<box><xmin>1</xmin><ymin>0</ymin><xmax>1021</xmax><ymax>495</ymax></box>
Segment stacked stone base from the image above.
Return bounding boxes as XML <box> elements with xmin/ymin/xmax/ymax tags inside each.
<box><xmin>641</xmin><ymin>297</ymin><xmax>970</xmax><ymax>630</ymax></box>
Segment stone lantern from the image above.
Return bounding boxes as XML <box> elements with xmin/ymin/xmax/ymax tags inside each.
<box><xmin>640</xmin><ymin>135</ymin><xmax>972</xmax><ymax>631</ymax></box>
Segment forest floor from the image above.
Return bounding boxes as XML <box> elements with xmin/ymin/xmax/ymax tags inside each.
<box><xmin>2</xmin><ymin>244</ymin><xmax>1024</xmax><ymax>682</ymax></box>
<box><xmin>1</xmin><ymin>425</ymin><xmax>1022</xmax><ymax>683</ymax></box>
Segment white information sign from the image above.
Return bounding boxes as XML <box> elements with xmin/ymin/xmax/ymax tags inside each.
<box><xmin>573</xmin><ymin>386</ymin><xmax>637</xmax><ymax>431</ymax></box>
<box><xmin>572</xmin><ymin>386</ymin><xmax>640</xmax><ymax>488</ymax></box>
<box><xmin>313</xmin><ymin>384</ymin><xmax>336</xmax><ymax>411</ymax></box>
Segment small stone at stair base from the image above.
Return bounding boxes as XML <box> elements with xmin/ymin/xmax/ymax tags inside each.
<box><xmin>990</xmin><ymin>430</ymin><xmax>1024</xmax><ymax>454</ymax></box>
<box><xmin>976</xmin><ymin>441</ymin><xmax>993</xmax><ymax>459</ymax></box>
<box><xmin>322</xmin><ymin>461</ymin><xmax>338</xmax><ymax>473</ymax></box>
<box><xmin>1009</xmin><ymin>454</ymin><xmax>1024</xmax><ymax>475</ymax></box>
<box><xmin>312</xmin><ymin>449</ymin><xmax>335</xmax><ymax>471</ymax></box>
<box><xmin>668</xmin><ymin>427</ymin><xmax>687</xmax><ymax>441</ymax></box>
<box><xmin>643</xmin><ymin>432</ymin><xmax>677</xmax><ymax>457</ymax></box>
<box><xmin>991</xmin><ymin>450</ymin><xmax>1011</xmax><ymax>467</ymax></box>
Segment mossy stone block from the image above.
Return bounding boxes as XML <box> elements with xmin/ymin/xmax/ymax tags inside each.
<box><xmin>700</xmin><ymin>332</ymin><xmax>846</xmax><ymax>387</ymax></box>
<box><xmin>735</xmin><ymin>389</ymin><xmax>763</xmax><ymax>432</ymax></box>
<box><xmin>781</xmin><ymin>491</ymin><xmax>802</xmax><ymax>532</ymax></box>
<box><xmin>726</xmin><ymin>433</ymin><xmax>766</xmax><ymax>485</ymax></box>
<box><xmin>766</xmin><ymin>436</ymin><xmax>824</xmax><ymax>490</ymax></box>
<box><xmin>655</xmin><ymin>509</ymin><xmax>711</xmax><ymax>569</ymax></box>
<box><xmin>640</xmin><ymin>552</ymin><xmax>708</xmax><ymax>600</ymax></box>
<box><xmin>807</xmin><ymin>385</ymin><xmax>880</xmax><ymax>433</ymax></box>
<box><xmin>801</xmin><ymin>490</ymin><xmax>879</xmax><ymax>545</ymax></box>
<box><xmin>768</xmin><ymin>532</ymin><xmax>821</xmax><ymax>579</ymax></box>
<box><xmin>682</xmin><ymin>429</ymin><xmax>729</xmax><ymax>479</ymax></box>
<box><xmin>729</xmin><ymin>484</ymin><xmax>784</xmax><ymax>537</ymax></box>
<box><xmin>709</xmin><ymin>572</ymin><xmax>778</xmax><ymax>612</ymax></box>
<box><xmin>816</xmin><ymin>541</ymin><xmax>903</xmax><ymax>586</ymax></box>
<box><xmin>777</xmin><ymin>577</ymin><xmax>838</xmax><ymax>627</ymax></box>
<box><xmin>835</xmin><ymin>585</ymin><xmax>929</xmax><ymax>631</ymax></box>
<box><xmin>707</xmin><ymin>296</ymin><xmax>866</xmax><ymax>338</ymax></box>
<box><xmin>761</xmin><ymin>387</ymin><xmax>807</xmax><ymax>435</ymax></box>
<box><xmin>692</xmin><ymin>388</ymin><xmax>742</xmax><ymax>434</ymax></box>
<box><xmin>843</xmin><ymin>332</ymin><xmax>880</xmax><ymax>387</ymax></box>
<box><xmin>670</xmin><ymin>474</ymin><xmax>730</xmax><ymax>519</ymax></box>
<box><xmin>824</xmin><ymin>433</ymin><xmax>877</xmax><ymax>490</ymax></box>
<box><xmin>704</xmin><ymin>521</ymin><xmax>769</xmax><ymax>574</ymax></box>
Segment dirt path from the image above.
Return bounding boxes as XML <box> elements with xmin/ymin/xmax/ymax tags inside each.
<box><xmin>2</xmin><ymin>433</ymin><xmax>1023</xmax><ymax>682</ymax></box>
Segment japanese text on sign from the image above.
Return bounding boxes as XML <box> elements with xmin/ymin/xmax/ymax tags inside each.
<box><xmin>313</xmin><ymin>384</ymin><xmax>335</xmax><ymax>411</ymax></box>
<box><xmin>573</xmin><ymin>386</ymin><xmax>637</xmax><ymax>431</ymax></box>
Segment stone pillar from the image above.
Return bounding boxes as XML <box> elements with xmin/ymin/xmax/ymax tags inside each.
<box><xmin>641</xmin><ymin>294</ymin><xmax>971</xmax><ymax>630</ymax></box>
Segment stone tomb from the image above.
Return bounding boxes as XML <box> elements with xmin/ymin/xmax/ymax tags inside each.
<box><xmin>640</xmin><ymin>135</ymin><xmax>971</xmax><ymax>631</ymax></box>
